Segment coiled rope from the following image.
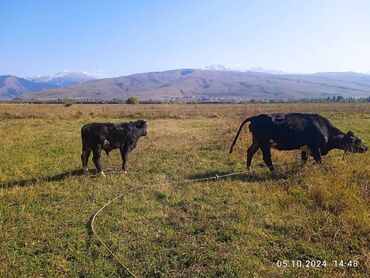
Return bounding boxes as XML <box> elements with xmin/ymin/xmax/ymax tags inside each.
<box><xmin>90</xmin><ymin>153</ymin><xmax>347</xmax><ymax>277</ymax></box>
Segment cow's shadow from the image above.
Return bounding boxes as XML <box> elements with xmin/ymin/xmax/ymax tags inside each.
<box><xmin>0</xmin><ymin>168</ymin><xmax>95</xmax><ymax>189</ymax></box>
<box><xmin>187</xmin><ymin>166</ymin><xmax>301</xmax><ymax>184</ymax></box>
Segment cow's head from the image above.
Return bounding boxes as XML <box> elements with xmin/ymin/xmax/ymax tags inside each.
<box><xmin>134</xmin><ymin>119</ymin><xmax>147</xmax><ymax>136</ymax></box>
<box><xmin>343</xmin><ymin>131</ymin><xmax>367</xmax><ymax>153</ymax></box>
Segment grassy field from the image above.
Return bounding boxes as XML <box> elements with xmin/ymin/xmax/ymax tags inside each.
<box><xmin>0</xmin><ymin>103</ymin><xmax>369</xmax><ymax>277</ymax></box>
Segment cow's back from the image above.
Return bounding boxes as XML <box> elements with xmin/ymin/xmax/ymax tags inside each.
<box><xmin>249</xmin><ymin>113</ymin><xmax>328</xmax><ymax>149</ymax></box>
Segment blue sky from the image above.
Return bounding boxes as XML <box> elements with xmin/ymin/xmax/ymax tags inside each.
<box><xmin>1</xmin><ymin>0</ymin><xmax>370</xmax><ymax>77</ymax></box>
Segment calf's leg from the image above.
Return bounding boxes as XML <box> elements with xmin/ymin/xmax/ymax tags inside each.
<box><xmin>81</xmin><ymin>146</ymin><xmax>91</xmax><ymax>175</ymax></box>
<box><xmin>120</xmin><ymin>147</ymin><xmax>129</xmax><ymax>174</ymax></box>
<box><xmin>92</xmin><ymin>145</ymin><xmax>105</xmax><ymax>177</ymax></box>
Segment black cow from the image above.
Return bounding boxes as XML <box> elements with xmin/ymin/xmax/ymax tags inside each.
<box><xmin>229</xmin><ymin>113</ymin><xmax>367</xmax><ymax>171</ymax></box>
<box><xmin>81</xmin><ymin>120</ymin><xmax>147</xmax><ymax>177</ymax></box>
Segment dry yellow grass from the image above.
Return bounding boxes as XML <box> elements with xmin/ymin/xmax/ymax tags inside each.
<box><xmin>1</xmin><ymin>103</ymin><xmax>369</xmax><ymax>120</ymax></box>
<box><xmin>0</xmin><ymin>103</ymin><xmax>369</xmax><ymax>277</ymax></box>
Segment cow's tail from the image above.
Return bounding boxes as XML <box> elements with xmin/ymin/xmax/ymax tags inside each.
<box><xmin>229</xmin><ymin>116</ymin><xmax>255</xmax><ymax>153</ymax></box>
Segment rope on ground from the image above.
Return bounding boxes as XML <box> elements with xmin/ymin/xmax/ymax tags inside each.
<box><xmin>90</xmin><ymin>153</ymin><xmax>346</xmax><ymax>277</ymax></box>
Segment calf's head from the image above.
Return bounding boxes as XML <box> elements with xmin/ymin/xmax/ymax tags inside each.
<box><xmin>134</xmin><ymin>120</ymin><xmax>147</xmax><ymax>136</ymax></box>
<box><xmin>343</xmin><ymin>131</ymin><xmax>367</xmax><ymax>153</ymax></box>
<box><xmin>107</xmin><ymin>120</ymin><xmax>147</xmax><ymax>148</ymax></box>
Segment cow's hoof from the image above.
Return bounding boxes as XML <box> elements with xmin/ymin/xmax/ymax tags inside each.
<box><xmin>246</xmin><ymin>166</ymin><xmax>251</xmax><ymax>171</ymax></box>
<box><xmin>83</xmin><ymin>168</ymin><xmax>89</xmax><ymax>176</ymax></box>
<box><xmin>270</xmin><ymin>171</ymin><xmax>276</xmax><ymax>177</ymax></box>
<box><xmin>100</xmin><ymin>171</ymin><xmax>106</xmax><ymax>178</ymax></box>
<box><xmin>121</xmin><ymin>170</ymin><xmax>128</xmax><ymax>176</ymax></box>
<box><xmin>269</xmin><ymin>169</ymin><xmax>278</xmax><ymax>178</ymax></box>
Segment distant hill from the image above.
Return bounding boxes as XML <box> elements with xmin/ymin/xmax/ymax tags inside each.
<box><xmin>25</xmin><ymin>69</ymin><xmax>370</xmax><ymax>101</ymax></box>
<box><xmin>0</xmin><ymin>75</ymin><xmax>58</xmax><ymax>99</ymax></box>
<box><xmin>27</xmin><ymin>70</ymin><xmax>97</xmax><ymax>87</ymax></box>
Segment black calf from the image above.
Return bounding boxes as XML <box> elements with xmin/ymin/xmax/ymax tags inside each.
<box><xmin>81</xmin><ymin>120</ymin><xmax>147</xmax><ymax>176</ymax></box>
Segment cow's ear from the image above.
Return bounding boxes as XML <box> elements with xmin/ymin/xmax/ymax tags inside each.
<box><xmin>345</xmin><ymin>131</ymin><xmax>356</xmax><ymax>142</ymax></box>
<box><xmin>135</xmin><ymin>120</ymin><xmax>145</xmax><ymax>128</ymax></box>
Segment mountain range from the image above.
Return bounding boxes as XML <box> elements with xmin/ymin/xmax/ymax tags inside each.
<box><xmin>0</xmin><ymin>71</ymin><xmax>97</xmax><ymax>99</ymax></box>
<box><xmin>0</xmin><ymin>75</ymin><xmax>58</xmax><ymax>99</ymax></box>
<box><xmin>1</xmin><ymin>67</ymin><xmax>370</xmax><ymax>101</ymax></box>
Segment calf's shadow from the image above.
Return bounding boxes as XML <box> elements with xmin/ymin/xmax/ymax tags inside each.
<box><xmin>0</xmin><ymin>168</ymin><xmax>90</xmax><ymax>189</ymax></box>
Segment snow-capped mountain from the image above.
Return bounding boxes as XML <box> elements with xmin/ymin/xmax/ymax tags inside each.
<box><xmin>27</xmin><ymin>70</ymin><xmax>97</xmax><ymax>87</ymax></box>
<box><xmin>202</xmin><ymin>64</ymin><xmax>230</xmax><ymax>71</ymax></box>
<box><xmin>0</xmin><ymin>75</ymin><xmax>59</xmax><ymax>99</ymax></box>
<box><xmin>25</xmin><ymin>69</ymin><xmax>370</xmax><ymax>101</ymax></box>
<box><xmin>202</xmin><ymin>64</ymin><xmax>244</xmax><ymax>72</ymax></box>
<box><xmin>202</xmin><ymin>64</ymin><xmax>284</xmax><ymax>74</ymax></box>
<box><xmin>4</xmin><ymin>68</ymin><xmax>370</xmax><ymax>100</ymax></box>
<box><xmin>248</xmin><ymin>67</ymin><xmax>285</xmax><ymax>75</ymax></box>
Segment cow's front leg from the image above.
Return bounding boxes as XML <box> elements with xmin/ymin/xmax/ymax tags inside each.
<box><xmin>310</xmin><ymin>147</ymin><xmax>322</xmax><ymax>164</ymax></box>
<box><xmin>301</xmin><ymin>151</ymin><xmax>308</xmax><ymax>164</ymax></box>
<box><xmin>261</xmin><ymin>144</ymin><xmax>274</xmax><ymax>171</ymax></box>
<box><xmin>92</xmin><ymin>145</ymin><xmax>105</xmax><ymax>177</ymax></box>
<box><xmin>120</xmin><ymin>147</ymin><xmax>129</xmax><ymax>175</ymax></box>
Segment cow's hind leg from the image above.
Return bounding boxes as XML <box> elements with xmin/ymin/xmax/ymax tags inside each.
<box><xmin>246</xmin><ymin>140</ymin><xmax>259</xmax><ymax>170</ymax></box>
<box><xmin>81</xmin><ymin>146</ymin><xmax>91</xmax><ymax>175</ymax></box>
<box><xmin>260</xmin><ymin>144</ymin><xmax>274</xmax><ymax>171</ymax></box>
<box><xmin>92</xmin><ymin>145</ymin><xmax>105</xmax><ymax>177</ymax></box>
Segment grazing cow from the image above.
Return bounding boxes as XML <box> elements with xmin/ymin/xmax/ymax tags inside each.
<box><xmin>229</xmin><ymin>113</ymin><xmax>367</xmax><ymax>171</ymax></box>
<box><xmin>81</xmin><ymin>120</ymin><xmax>147</xmax><ymax>177</ymax></box>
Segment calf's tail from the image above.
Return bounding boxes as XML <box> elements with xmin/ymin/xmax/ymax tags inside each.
<box><xmin>229</xmin><ymin>117</ymin><xmax>254</xmax><ymax>153</ymax></box>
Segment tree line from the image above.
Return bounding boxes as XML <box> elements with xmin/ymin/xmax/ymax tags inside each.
<box><xmin>4</xmin><ymin>95</ymin><xmax>370</xmax><ymax>105</ymax></box>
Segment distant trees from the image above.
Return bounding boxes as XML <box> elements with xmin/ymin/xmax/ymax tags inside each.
<box><xmin>126</xmin><ymin>96</ymin><xmax>140</xmax><ymax>104</ymax></box>
<box><xmin>5</xmin><ymin>95</ymin><xmax>370</xmax><ymax>104</ymax></box>
<box><xmin>63</xmin><ymin>98</ymin><xmax>73</xmax><ymax>107</ymax></box>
